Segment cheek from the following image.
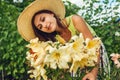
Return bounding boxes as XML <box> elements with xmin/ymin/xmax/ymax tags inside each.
<box><xmin>50</xmin><ymin>16</ymin><xmax>56</xmax><ymax>23</ymax></box>
<box><xmin>52</xmin><ymin>18</ymin><xmax>57</xmax><ymax>27</ymax></box>
<box><xmin>52</xmin><ymin>21</ymin><xmax>57</xmax><ymax>30</ymax></box>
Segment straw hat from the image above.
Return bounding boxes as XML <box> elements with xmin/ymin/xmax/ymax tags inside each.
<box><xmin>17</xmin><ymin>0</ymin><xmax>65</xmax><ymax>41</ymax></box>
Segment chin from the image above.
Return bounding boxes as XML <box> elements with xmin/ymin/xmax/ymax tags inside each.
<box><xmin>46</xmin><ymin>30</ymin><xmax>54</xmax><ymax>33</ymax></box>
<box><xmin>50</xmin><ymin>28</ymin><xmax>56</xmax><ymax>32</ymax></box>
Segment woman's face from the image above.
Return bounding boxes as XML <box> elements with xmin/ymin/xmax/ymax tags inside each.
<box><xmin>34</xmin><ymin>13</ymin><xmax>58</xmax><ymax>33</ymax></box>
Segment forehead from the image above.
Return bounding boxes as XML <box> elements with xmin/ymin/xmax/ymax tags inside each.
<box><xmin>34</xmin><ymin>13</ymin><xmax>48</xmax><ymax>21</ymax></box>
<box><xmin>35</xmin><ymin>13</ymin><xmax>49</xmax><ymax>18</ymax></box>
<box><xmin>34</xmin><ymin>13</ymin><xmax>43</xmax><ymax>25</ymax></box>
<box><xmin>34</xmin><ymin>13</ymin><xmax>51</xmax><ymax>23</ymax></box>
<box><xmin>34</xmin><ymin>13</ymin><xmax>43</xmax><ymax>19</ymax></box>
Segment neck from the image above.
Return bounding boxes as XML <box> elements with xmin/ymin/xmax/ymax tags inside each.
<box><xmin>55</xmin><ymin>24</ymin><xmax>62</xmax><ymax>31</ymax></box>
<box><xmin>55</xmin><ymin>19</ymin><xmax>67</xmax><ymax>34</ymax></box>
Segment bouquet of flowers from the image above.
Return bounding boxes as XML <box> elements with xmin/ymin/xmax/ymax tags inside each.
<box><xmin>26</xmin><ymin>33</ymin><xmax>101</xmax><ymax>80</ymax></box>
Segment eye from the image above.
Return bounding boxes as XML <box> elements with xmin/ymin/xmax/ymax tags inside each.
<box><xmin>41</xmin><ymin>17</ymin><xmax>45</xmax><ymax>22</ymax></box>
<box><xmin>38</xmin><ymin>24</ymin><xmax>42</xmax><ymax>30</ymax></box>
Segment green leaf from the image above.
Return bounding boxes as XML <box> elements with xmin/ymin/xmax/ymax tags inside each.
<box><xmin>20</xmin><ymin>68</ymin><xmax>25</xmax><ymax>73</ymax></box>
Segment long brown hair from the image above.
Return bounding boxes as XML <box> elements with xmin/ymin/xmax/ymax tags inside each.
<box><xmin>31</xmin><ymin>10</ymin><xmax>66</xmax><ymax>42</ymax></box>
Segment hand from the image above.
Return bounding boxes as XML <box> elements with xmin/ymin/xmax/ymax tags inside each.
<box><xmin>82</xmin><ymin>72</ymin><xmax>96</xmax><ymax>80</ymax></box>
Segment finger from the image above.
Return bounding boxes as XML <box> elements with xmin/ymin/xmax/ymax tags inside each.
<box><xmin>86</xmin><ymin>78</ymin><xmax>90</xmax><ymax>80</ymax></box>
<box><xmin>82</xmin><ymin>76</ymin><xmax>88</xmax><ymax>80</ymax></box>
<box><xmin>82</xmin><ymin>76</ymin><xmax>90</xmax><ymax>80</ymax></box>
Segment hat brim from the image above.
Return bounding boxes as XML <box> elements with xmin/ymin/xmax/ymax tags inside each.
<box><xmin>17</xmin><ymin>0</ymin><xmax>65</xmax><ymax>41</ymax></box>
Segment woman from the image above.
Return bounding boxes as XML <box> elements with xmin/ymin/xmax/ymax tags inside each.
<box><xmin>17</xmin><ymin>0</ymin><xmax>110</xmax><ymax>80</ymax></box>
<box><xmin>32</xmin><ymin>9</ymin><xmax>98</xmax><ymax>80</ymax></box>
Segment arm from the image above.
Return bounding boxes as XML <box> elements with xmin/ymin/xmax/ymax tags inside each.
<box><xmin>72</xmin><ymin>15</ymin><xmax>93</xmax><ymax>39</ymax></box>
<box><xmin>72</xmin><ymin>15</ymin><xmax>100</xmax><ymax>80</ymax></box>
<box><xmin>82</xmin><ymin>53</ymin><xmax>100</xmax><ymax>80</ymax></box>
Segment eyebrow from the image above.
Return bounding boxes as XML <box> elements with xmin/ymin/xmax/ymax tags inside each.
<box><xmin>40</xmin><ymin>16</ymin><xmax>42</xmax><ymax>21</ymax></box>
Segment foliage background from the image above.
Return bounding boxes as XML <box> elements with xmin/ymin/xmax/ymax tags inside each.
<box><xmin>0</xmin><ymin>0</ymin><xmax>120</xmax><ymax>80</ymax></box>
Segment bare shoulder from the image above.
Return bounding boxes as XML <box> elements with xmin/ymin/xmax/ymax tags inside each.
<box><xmin>71</xmin><ymin>15</ymin><xmax>84</xmax><ymax>24</ymax></box>
<box><xmin>71</xmin><ymin>15</ymin><xmax>93</xmax><ymax>39</ymax></box>
<box><xmin>71</xmin><ymin>15</ymin><xmax>86</xmax><ymax>30</ymax></box>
